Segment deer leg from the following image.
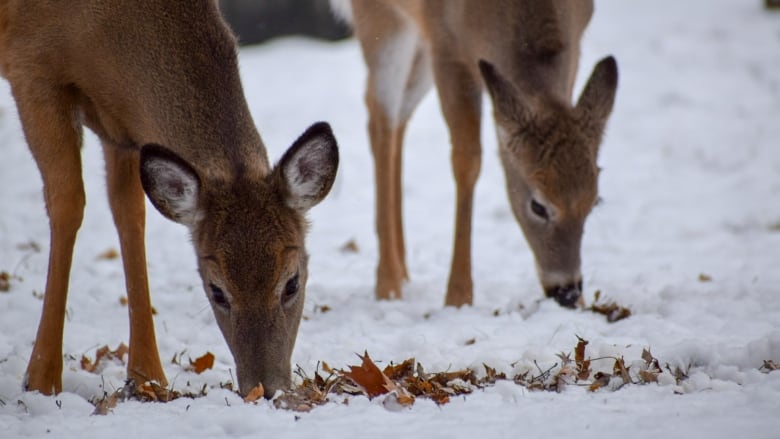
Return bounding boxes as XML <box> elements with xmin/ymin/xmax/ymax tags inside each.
<box><xmin>356</xmin><ymin>7</ymin><xmax>431</xmax><ymax>300</ymax></box>
<box><xmin>366</xmin><ymin>96</ymin><xmax>405</xmax><ymax>300</ymax></box>
<box><xmin>433</xmin><ymin>60</ymin><xmax>483</xmax><ymax>307</ymax></box>
<box><xmin>14</xmin><ymin>85</ymin><xmax>85</xmax><ymax>395</ymax></box>
<box><xmin>102</xmin><ymin>144</ymin><xmax>167</xmax><ymax>388</ymax></box>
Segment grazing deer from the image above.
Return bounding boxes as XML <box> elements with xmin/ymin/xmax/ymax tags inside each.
<box><xmin>0</xmin><ymin>0</ymin><xmax>338</xmax><ymax>398</ymax></box>
<box><xmin>332</xmin><ymin>0</ymin><xmax>618</xmax><ymax>308</ymax></box>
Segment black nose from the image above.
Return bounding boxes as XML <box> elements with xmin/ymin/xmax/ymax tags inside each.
<box><xmin>545</xmin><ymin>281</ymin><xmax>582</xmax><ymax>308</ymax></box>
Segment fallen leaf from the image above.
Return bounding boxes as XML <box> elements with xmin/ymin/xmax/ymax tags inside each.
<box><xmin>81</xmin><ymin>343</ymin><xmax>129</xmax><ymax>373</ymax></box>
<box><xmin>760</xmin><ymin>360</ymin><xmax>779</xmax><ymax>373</ymax></box>
<box><xmin>243</xmin><ymin>384</ymin><xmax>265</xmax><ymax>402</ymax></box>
<box><xmin>589</xmin><ymin>372</ymin><xmax>611</xmax><ymax>391</ymax></box>
<box><xmin>613</xmin><ymin>357</ymin><xmax>631</xmax><ymax>385</ymax></box>
<box><xmin>0</xmin><ymin>271</ymin><xmax>10</xmax><ymax>292</ymax></box>
<box><xmin>340</xmin><ymin>239</ymin><xmax>360</xmax><ymax>253</ymax></box>
<box><xmin>383</xmin><ymin>358</ymin><xmax>415</xmax><ymax>381</ymax></box>
<box><xmin>91</xmin><ymin>392</ymin><xmax>119</xmax><ymax>416</ymax></box>
<box><xmin>97</xmin><ymin>248</ymin><xmax>120</xmax><ymax>260</ymax></box>
<box><xmin>119</xmin><ymin>296</ymin><xmax>128</xmax><ymax>306</ymax></box>
<box><xmin>574</xmin><ymin>336</ymin><xmax>592</xmax><ymax>381</ymax></box>
<box><xmin>698</xmin><ymin>273</ymin><xmax>712</xmax><ymax>282</ymax></box>
<box><xmin>588</xmin><ymin>292</ymin><xmax>632</xmax><ymax>323</ymax></box>
<box><xmin>341</xmin><ymin>351</ymin><xmax>395</xmax><ymax>398</ymax></box>
<box><xmin>638</xmin><ymin>369</ymin><xmax>659</xmax><ymax>383</ymax></box>
<box><xmin>188</xmin><ymin>352</ymin><xmax>215</xmax><ymax>374</ymax></box>
<box><xmin>464</xmin><ymin>338</ymin><xmax>476</xmax><ymax>346</ymax></box>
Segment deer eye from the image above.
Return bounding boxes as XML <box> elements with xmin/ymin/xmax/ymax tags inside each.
<box><xmin>530</xmin><ymin>198</ymin><xmax>549</xmax><ymax>220</ymax></box>
<box><xmin>282</xmin><ymin>273</ymin><xmax>300</xmax><ymax>305</ymax></box>
<box><xmin>209</xmin><ymin>283</ymin><xmax>230</xmax><ymax>310</ymax></box>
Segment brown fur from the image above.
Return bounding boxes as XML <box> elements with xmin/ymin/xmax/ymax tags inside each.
<box><xmin>344</xmin><ymin>0</ymin><xmax>617</xmax><ymax>307</ymax></box>
<box><xmin>1</xmin><ymin>0</ymin><xmax>338</xmax><ymax>397</ymax></box>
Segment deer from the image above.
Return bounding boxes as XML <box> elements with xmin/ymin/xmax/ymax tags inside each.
<box><xmin>332</xmin><ymin>0</ymin><xmax>618</xmax><ymax>308</ymax></box>
<box><xmin>0</xmin><ymin>0</ymin><xmax>339</xmax><ymax>398</ymax></box>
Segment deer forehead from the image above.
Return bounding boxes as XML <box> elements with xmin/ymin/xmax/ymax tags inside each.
<box><xmin>197</xmin><ymin>184</ymin><xmax>306</xmax><ymax>299</ymax></box>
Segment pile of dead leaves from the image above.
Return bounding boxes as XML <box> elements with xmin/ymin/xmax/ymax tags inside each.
<box><xmin>82</xmin><ymin>339</ymin><xmax>780</xmax><ymax>415</ymax></box>
<box><xmin>273</xmin><ymin>337</ymin><xmax>691</xmax><ymax>412</ymax></box>
<box><xmin>84</xmin><ymin>346</ymin><xmax>217</xmax><ymax>414</ymax></box>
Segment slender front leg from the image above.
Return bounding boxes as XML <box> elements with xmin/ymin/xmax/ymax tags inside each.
<box><xmin>103</xmin><ymin>144</ymin><xmax>167</xmax><ymax>388</ymax></box>
<box><xmin>366</xmin><ymin>98</ymin><xmax>406</xmax><ymax>300</ymax></box>
<box><xmin>15</xmin><ymin>85</ymin><xmax>85</xmax><ymax>395</ymax></box>
<box><xmin>432</xmin><ymin>59</ymin><xmax>483</xmax><ymax>307</ymax></box>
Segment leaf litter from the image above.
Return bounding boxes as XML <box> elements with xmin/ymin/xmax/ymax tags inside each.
<box><xmin>84</xmin><ymin>338</ymin><xmax>780</xmax><ymax>414</ymax></box>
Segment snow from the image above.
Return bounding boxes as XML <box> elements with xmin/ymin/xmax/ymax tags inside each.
<box><xmin>2</xmin><ymin>0</ymin><xmax>780</xmax><ymax>437</ymax></box>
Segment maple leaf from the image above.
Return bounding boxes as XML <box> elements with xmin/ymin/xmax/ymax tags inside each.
<box><xmin>243</xmin><ymin>384</ymin><xmax>265</xmax><ymax>403</ymax></box>
<box><xmin>341</xmin><ymin>351</ymin><xmax>396</xmax><ymax>398</ymax></box>
<box><xmin>187</xmin><ymin>352</ymin><xmax>215</xmax><ymax>374</ymax></box>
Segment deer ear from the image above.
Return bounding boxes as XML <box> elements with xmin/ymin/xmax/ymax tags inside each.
<box><xmin>479</xmin><ymin>59</ymin><xmax>537</xmax><ymax>126</ymax></box>
<box><xmin>278</xmin><ymin>122</ymin><xmax>339</xmax><ymax>212</ymax></box>
<box><xmin>576</xmin><ymin>56</ymin><xmax>618</xmax><ymax>136</ymax></box>
<box><xmin>140</xmin><ymin>144</ymin><xmax>202</xmax><ymax>227</ymax></box>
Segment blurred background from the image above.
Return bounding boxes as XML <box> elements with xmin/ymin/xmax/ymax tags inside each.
<box><xmin>218</xmin><ymin>0</ymin><xmax>351</xmax><ymax>45</ymax></box>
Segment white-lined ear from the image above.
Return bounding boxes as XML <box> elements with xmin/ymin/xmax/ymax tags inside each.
<box><xmin>576</xmin><ymin>56</ymin><xmax>618</xmax><ymax>132</ymax></box>
<box><xmin>278</xmin><ymin>122</ymin><xmax>339</xmax><ymax>212</ymax></box>
<box><xmin>140</xmin><ymin>144</ymin><xmax>201</xmax><ymax>227</ymax></box>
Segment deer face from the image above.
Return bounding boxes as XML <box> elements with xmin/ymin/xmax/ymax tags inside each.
<box><xmin>479</xmin><ymin>58</ymin><xmax>617</xmax><ymax>308</ymax></box>
<box><xmin>139</xmin><ymin>122</ymin><xmax>338</xmax><ymax>397</ymax></box>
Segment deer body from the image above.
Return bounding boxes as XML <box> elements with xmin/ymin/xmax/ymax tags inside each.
<box><xmin>339</xmin><ymin>0</ymin><xmax>617</xmax><ymax>307</ymax></box>
<box><xmin>1</xmin><ymin>0</ymin><xmax>338</xmax><ymax>397</ymax></box>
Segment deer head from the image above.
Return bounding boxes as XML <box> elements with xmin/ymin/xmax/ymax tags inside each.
<box><xmin>479</xmin><ymin>57</ymin><xmax>617</xmax><ymax>308</ymax></box>
<box><xmin>139</xmin><ymin>122</ymin><xmax>338</xmax><ymax>397</ymax></box>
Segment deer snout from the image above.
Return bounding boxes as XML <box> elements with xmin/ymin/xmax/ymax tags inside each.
<box><xmin>235</xmin><ymin>355</ymin><xmax>292</xmax><ymax>399</ymax></box>
<box><xmin>544</xmin><ymin>279</ymin><xmax>583</xmax><ymax>308</ymax></box>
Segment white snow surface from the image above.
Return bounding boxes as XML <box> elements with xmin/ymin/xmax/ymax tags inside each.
<box><xmin>2</xmin><ymin>1</ymin><xmax>780</xmax><ymax>437</ymax></box>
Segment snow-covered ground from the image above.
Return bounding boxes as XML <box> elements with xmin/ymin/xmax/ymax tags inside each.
<box><xmin>2</xmin><ymin>1</ymin><xmax>780</xmax><ymax>437</ymax></box>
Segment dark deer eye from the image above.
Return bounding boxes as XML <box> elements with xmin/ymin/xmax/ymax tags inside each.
<box><xmin>283</xmin><ymin>274</ymin><xmax>300</xmax><ymax>305</ymax></box>
<box><xmin>209</xmin><ymin>283</ymin><xmax>230</xmax><ymax>309</ymax></box>
<box><xmin>530</xmin><ymin>199</ymin><xmax>549</xmax><ymax>220</ymax></box>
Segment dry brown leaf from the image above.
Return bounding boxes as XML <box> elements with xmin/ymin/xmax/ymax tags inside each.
<box><xmin>119</xmin><ymin>296</ymin><xmax>128</xmax><ymax>306</ymax></box>
<box><xmin>188</xmin><ymin>352</ymin><xmax>215</xmax><ymax>374</ymax></box>
<box><xmin>698</xmin><ymin>273</ymin><xmax>712</xmax><ymax>282</ymax></box>
<box><xmin>243</xmin><ymin>384</ymin><xmax>265</xmax><ymax>403</ymax></box>
<box><xmin>0</xmin><ymin>271</ymin><xmax>10</xmax><ymax>292</ymax></box>
<box><xmin>91</xmin><ymin>392</ymin><xmax>119</xmax><ymax>416</ymax></box>
<box><xmin>464</xmin><ymin>338</ymin><xmax>476</xmax><ymax>346</ymax></box>
<box><xmin>341</xmin><ymin>351</ymin><xmax>395</xmax><ymax>398</ymax></box>
<box><xmin>613</xmin><ymin>357</ymin><xmax>631</xmax><ymax>384</ymax></box>
<box><xmin>638</xmin><ymin>369</ymin><xmax>659</xmax><ymax>383</ymax></box>
<box><xmin>574</xmin><ymin>336</ymin><xmax>592</xmax><ymax>381</ymax></box>
<box><xmin>588</xmin><ymin>292</ymin><xmax>632</xmax><ymax>323</ymax></box>
<box><xmin>760</xmin><ymin>360</ymin><xmax>779</xmax><ymax>373</ymax></box>
<box><xmin>97</xmin><ymin>248</ymin><xmax>120</xmax><ymax>260</ymax></box>
<box><xmin>81</xmin><ymin>343</ymin><xmax>129</xmax><ymax>373</ymax></box>
<box><xmin>589</xmin><ymin>372</ymin><xmax>611</xmax><ymax>391</ymax></box>
<box><xmin>340</xmin><ymin>239</ymin><xmax>360</xmax><ymax>253</ymax></box>
<box><xmin>383</xmin><ymin>358</ymin><xmax>415</xmax><ymax>381</ymax></box>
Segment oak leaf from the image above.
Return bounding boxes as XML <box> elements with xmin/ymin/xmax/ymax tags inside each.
<box><xmin>341</xmin><ymin>351</ymin><xmax>396</xmax><ymax>398</ymax></box>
